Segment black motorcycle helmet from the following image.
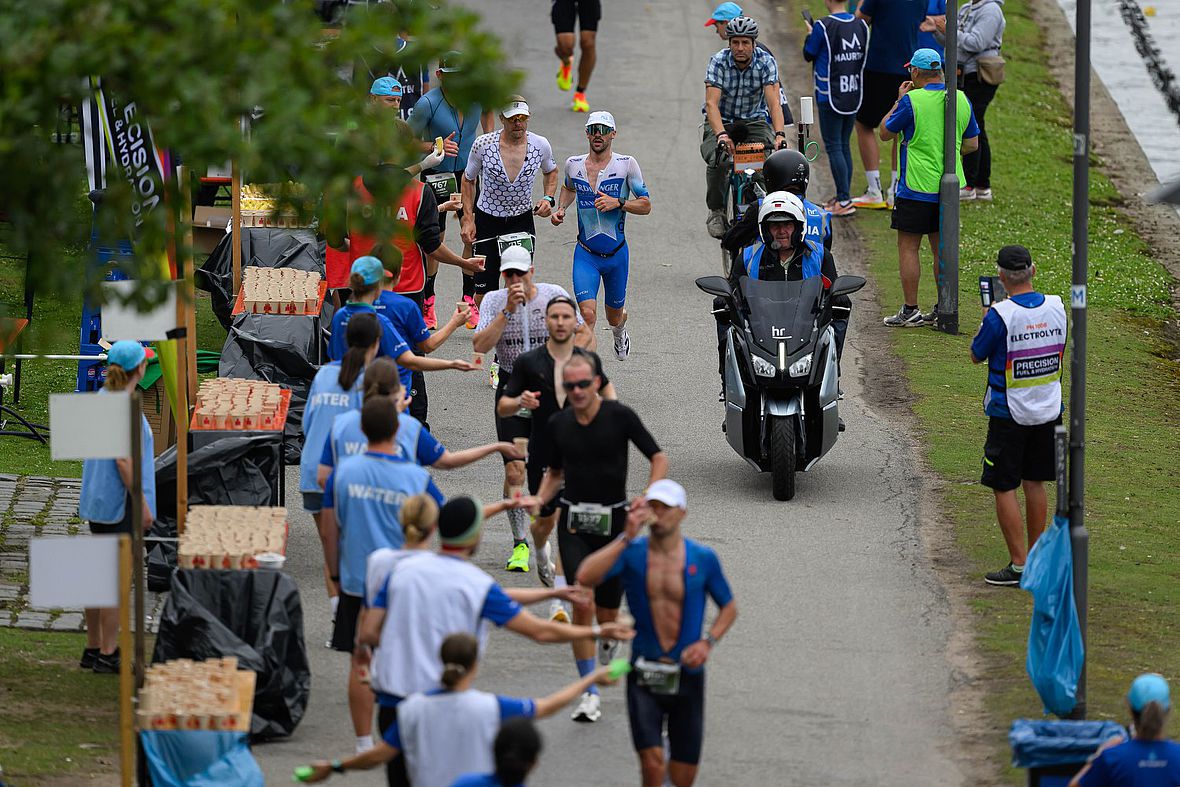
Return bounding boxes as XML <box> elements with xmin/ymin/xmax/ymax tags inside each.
<box><xmin>764</xmin><ymin>149</ymin><xmax>809</xmax><ymax>196</ymax></box>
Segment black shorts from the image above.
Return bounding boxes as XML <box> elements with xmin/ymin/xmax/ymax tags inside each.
<box><xmin>526</xmin><ymin>454</ymin><xmax>559</xmax><ymax>518</ymax></box>
<box><xmin>551</xmin><ymin>0</ymin><xmax>601</xmax><ymax>33</ymax></box>
<box><xmin>856</xmin><ymin>69</ymin><xmax>907</xmax><ymax>129</ymax></box>
<box><xmin>302</xmin><ymin>491</ymin><xmax>323</xmax><ymax>513</ymax></box>
<box><xmin>557</xmin><ymin>504</ymin><xmax>624</xmax><ymax>609</ymax></box>
<box><xmin>88</xmin><ymin>494</ymin><xmax>135</xmax><ymax>535</ymax></box>
<box><xmin>330</xmin><ymin>592</ymin><xmax>364</xmax><ymax>653</ymax></box>
<box><xmin>891</xmin><ymin>196</ymin><xmax>940</xmax><ymax>236</ymax></box>
<box><xmin>494</xmin><ymin>380</ymin><xmax>532</xmax><ymax>456</ymax></box>
<box><xmin>981</xmin><ymin>415</ymin><xmax>1061</xmax><ymax>492</ymax></box>
<box><xmin>472</xmin><ymin>208</ymin><xmax>536</xmax><ymax>294</ymax></box>
<box><xmin>377</xmin><ymin>704</ymin><xmax>411</xmax><ymax>787</ymax></box>
<box><xmin>626</xmin><ymin>668</ymin><xmax>706</xmax><ymax>764</ymax></box>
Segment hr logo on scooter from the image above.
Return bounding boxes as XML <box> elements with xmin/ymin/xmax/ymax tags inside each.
<box><xmin>771</xmin><ymin>326</ymin><xmax>792</xmax><ymax>339</ymax></box>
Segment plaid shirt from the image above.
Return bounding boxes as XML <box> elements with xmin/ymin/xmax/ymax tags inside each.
<box><xmin>704</xmin><ymin>47</ymin><xmax>779</xmax><ymax>123</ymax></box>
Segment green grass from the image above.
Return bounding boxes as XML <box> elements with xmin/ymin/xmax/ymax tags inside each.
<box><xmin>0</xmin><ymin>227</ymin><xmax>226</xmax><ymax>478</ymax></box>
<box><xmin>0</xmin><ymin>628</ymin><xmax>119</xmax><ymax>780</ymax></box>
<box><xmin>800</xmin><ymin>0</ymin><xmax>1180</xmax><ymax>777</ymax></box>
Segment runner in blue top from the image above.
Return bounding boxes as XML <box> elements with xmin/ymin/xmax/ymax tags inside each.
<box><xmin>320</xmin><ymin>395</ymin><xmax>444</xmax><ymax>753</ymax></box>
<box><xmin>552</xmin><ymin>111</ymin><xmax>651</xmax><ymax>361</ymax></box>
<box><xmin>316</xmin><ymin>358</ymin><xmax>521</xmax><ymax>486</ymax></box>
<box><xmin>297</xmin><ymin>633</ymin><xmax>617</xmax><ymax>786</ymax></box>
<box><xmin>576</xmin><ymin>480</ymin><xmax>738</xmax><ymax>787</ymax></box>
<box><xmin>1071</xmin><ymin>673</ymin><xmax>1180</xmax><ymax>786</ymax></box>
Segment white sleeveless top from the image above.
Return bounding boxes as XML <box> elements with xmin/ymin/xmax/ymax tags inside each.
<box><xmin>991</xmin><ymin>295</ymin><xmax>1067</xmax><ymax>425</ymax></box>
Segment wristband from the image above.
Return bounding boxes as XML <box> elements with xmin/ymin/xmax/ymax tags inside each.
<box><xmin>591</xmin><ymin>623</ymin><xmax>602</xmax><ymax>639</ymax></box>
<box><xmin>774</xmin><ymin>131</ymin><xmax>787</xmax><ymax>138</ymax></box>
<box><xmin>331</xmin><ymin>759</ymin><xmax>345</xmax><ymax>773</ymax></box>
<box><xmin>717</xmin><ymin>132</ymin><xmax>730</xmax><ymax>139</ymax></box>
<box><xmin>329</xmin><ymin>575</ymin><xmax>340</xmax><ymax>583</ymax></box>
<box><xmin>501</xmin><ymin>309</ymin><xmax>511</xmax><ymax>318</ymax></box>
<box><xmin>617</xmin><ymin>532</ymin><xmax>632</xmax><ymax>545</ymax></box>
<box><xmin>618</xmin><ymin>196</ymin><xmax>627</xmax><ymax>210</ymax></box>
<box><xmin>543</xmin><ymin>195</ymin><xmax>556</xmax><ymax>206</ymax></box>
<box><xmin>704</xmin><ymin>633</ymin><xmax>718</xmax><ymax>648</ymax></box>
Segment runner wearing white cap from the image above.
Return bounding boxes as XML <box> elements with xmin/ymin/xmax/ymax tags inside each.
<box><xmin>577</xmin><ymin>479</ymin><xmax>739</xmax><ymax>787</ymax></box>
<box><xmin>461</xmin><ymin>97</ymin><xmax>558</xmax><ymax>313</ymax></box>
<box><xmin>552</xmin><ymin>111</ymin><xmax>651</xmax><ymax>360</ymax></box>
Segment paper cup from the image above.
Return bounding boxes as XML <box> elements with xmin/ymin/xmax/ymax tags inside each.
<box><xmin>472</xmin><ymin>352</ymin><xmax>485</xmax><ymax>368</ymax></box>
<box><xmin>513</xmin><ymin>437</ymin><xmax>529</xmax><ymax>456</ymax></box>
<box><xmin>255</xmin><ymin>552</ymin><xmax>286</xmax><ymax>571</ymax></box>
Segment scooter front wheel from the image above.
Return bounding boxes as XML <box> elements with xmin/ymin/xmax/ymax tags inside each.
<box><xmin>769</xmin><ymin>415</ymin><xmax>797</xmax><ymax>501</ymax></box>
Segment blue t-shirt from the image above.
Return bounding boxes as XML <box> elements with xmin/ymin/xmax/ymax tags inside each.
<box><xmin>884</xmin><ymin>85</ymin><xmax>980</xmax><ymax>202</ymax></box>
<box><xmin>970</xmin><ymin>292</ymin><xmax>1046</xmax><ymax>419</ymax></box>
<box><xmin>320</xmin><ymin>409</ymin><xmax>445</xmax><ymax>471</ymax></box>
<box><xmin>299</xmin><ymin>362</ymin><xmax>364</xmax><ymax>493</ymax></box>
<box><xmin>324</xmin><ymin>451</ymin><xmax>443</xmax><ymax>596</ymax></box>
<box><xmin>408</xmin><ymin>88</ymin><xmax>483</xmax><ymax>174</ymax></box>
<box><xmin>1079</xmin><ymin>739</ymin><xmax>1180</xmax><ymax>786</ymax></box>
<box><xmin>859</xmin><ymin>0</ymin><xmax>928</xmax><ymax>74</ymax></box>
<box><xmin>374</xmin><ymin>291</ymin><xmax>431</xmax><ymax>390</ymax></box>
<box><xmin>451</xmin><ymin>774</ymin><xmax>521</xmax><ymax>787</ymax></box>
<box><xmin>79</xmin><ymin>388</ymin><xmax>157</xmax><ymax>524</ymax></box>
<box><xmin>803</xmin><ymin>12</ymin><xmax>857</xmax><ymax>103</ymax></box>
<box><xmin>382</xmin><ymin>690</ymin><xmax>535</xmax><ymax>750</ymax></box>
<box><xmin>604</xmin><ymin>537</ymin><xmax>734</xmax><ymax>671</ymax></box>
<box><xmin>327</xmin><ymin>302</ymin><xmax>410</xmax><ymax>364</ymax></box>
<box><xmin>919</xmin><ymin>0</ymin><xmax>948</xmax><ymax>57</ymax></box>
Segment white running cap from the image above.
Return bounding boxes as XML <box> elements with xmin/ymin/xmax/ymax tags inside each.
<box><xmin>502</xmin><ymin>100</ymin><xmax>530</xmax><ymax>118</ymax></box>
<box><xmin>585</xmin><ymin>111</ymin><xmax>616</xmax><ymax>130</ymax></box>
<box><xmin>644</xmin><ymin>479</ymin><xmax>687</xmax><ymax>510</ymax></box>
<box><xmin>499</xmin><ymin>245</ymin><xmax>533</xmax><ymax>273</ymax></box>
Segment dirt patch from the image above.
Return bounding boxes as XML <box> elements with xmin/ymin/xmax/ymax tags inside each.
<box><xmin>1029</xmin><ymin>0</ymin><xmax>1180</xmax><ymax>313</ymax></box>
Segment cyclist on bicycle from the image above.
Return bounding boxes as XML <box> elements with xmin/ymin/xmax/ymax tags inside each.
<box><xmin>701</xmin><ymin>16</ymin><xmax>789</xmax><ymax>239</ymax></box>
<box><xmin>721</xmin><ymin>149</ymin><xmax>832</xmax><ymax>257</ymax></box>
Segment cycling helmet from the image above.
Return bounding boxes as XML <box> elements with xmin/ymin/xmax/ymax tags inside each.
<box><xmin>764</xmin><ymin>149</ymin><xmax>810</xmax><ymax>195</ymax></box>
<box><xmin>758</xmin><ymin>191</ymin><xmax>806</xmax><ymax>248</ymax></box>
<box><xmin>725</xmin><ymin>16</ymin><xmax>759</xmax><ymax>40</ymax></box>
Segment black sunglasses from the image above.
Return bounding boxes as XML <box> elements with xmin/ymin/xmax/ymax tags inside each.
<box><xmin>502</xmin><ymin>269</ymin><xmax>527</xmax><ymax>278</ymax></box>
<box><xmin>586</xmin><ymin>124</ymin><xmax>613</xmax><ymax>136</ymax></box>
<box><xmin>561</xmin><ymin>379</ymin><xmax>595</xmax><ymax>391</ymax></box>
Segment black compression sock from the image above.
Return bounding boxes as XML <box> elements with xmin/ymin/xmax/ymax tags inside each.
<box><xmin>576</xmin><ymin>85</ymin><xmax>586</xmax><ymax>93</ymax></box>
<box><xmin>425</xmin><ymin>273</ymin><xmax>437</xmax><ymax>300</ymax></box>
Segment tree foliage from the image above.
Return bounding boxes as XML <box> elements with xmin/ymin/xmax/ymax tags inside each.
<box><xmin>0</xmin><ymin>0</ymin><xmax>519</xmax><ymax>308</ymax></box>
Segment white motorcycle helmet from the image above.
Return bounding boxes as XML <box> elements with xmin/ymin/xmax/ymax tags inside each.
<box><xmin>757</xmin><ymin>191</ymin><xmax>806</xmax><ymax>250</ymax></box>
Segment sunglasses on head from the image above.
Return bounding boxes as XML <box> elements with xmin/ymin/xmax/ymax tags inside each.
<box><xmin>562</xmin><ymin>378</ymin><xmax>595</xmax><ymax>391</ymax></box>
<box><xmin>586</xmin><ymin>125</ymin><xmax>613</xmax><ymax>137</ymax></box>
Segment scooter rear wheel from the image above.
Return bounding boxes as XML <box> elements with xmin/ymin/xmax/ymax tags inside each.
<box><xmin>770</xmin><ymin>415</ymin><xmax>797</xmax><ymax>501</ymax></box>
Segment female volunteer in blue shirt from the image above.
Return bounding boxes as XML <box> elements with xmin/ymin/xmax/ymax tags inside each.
<box><xmin>301</xmin><ymin>311</ymin><xmax>380</xmax><ymax>615</ymax></box>
<box><xmin>1071</xmin><ymin>673</ymin><xmax>1180</xmax><ymax>786</ymax></box>
<box><xmin>78</xmin><ymin>340</ymin><xmax>157</xmax><ymax>674</ymax></box>
<box><xmin>298</xmin><ymin>632</ymin><xmax>617</xmax><ymax>786</ymax></box>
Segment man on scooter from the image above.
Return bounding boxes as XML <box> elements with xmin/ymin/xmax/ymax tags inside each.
<box><xmin>712</xmin><ymin>192</ymin><xmax>849</xmax><ymax>398</ymax></box>
<box><xmin>720</xmin><ymin>149</ymin><xmax>832</xmax><ymax>257</ymax></box>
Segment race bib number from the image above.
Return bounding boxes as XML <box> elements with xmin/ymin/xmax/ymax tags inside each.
<box><xmin>635</xmin><ymin>657</ymin><xmax>681</xmax><ymax>695</ymax></box>
<box><xmin>424</xmin><ymin>173</ymin><xmax>457</xmax><ymax>203</ymax></box>
<box><xmin>568</xmin><ymin>502</ymin><xmax>612</xmax><ymax>536</ymax></box>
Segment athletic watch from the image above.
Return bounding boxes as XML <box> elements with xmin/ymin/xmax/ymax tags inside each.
<box><xmin>617</xmin><ymin>196</ymin><xmax>627</xmax><ymax>210</ymax></box>
<box><xmin>542</xmin><ymin>194</ymin><xmax>556</xmax><ymax>206</ymax></box>
<box><xmin>704</xmin><ymin>633</ymin><xmax>718</xmax><ymax>648</ymax></box>
<box><xmin>774</xmin><ymin>131</ymin><xmax>787</xmax><ymax>138</ymax></box>
<box><xmin>590</xmin><ymin>623</ymin><xmax>602</xmax><ymax>639</ymax></box>
<box><xmin>331</xmin><ymin>760</ymin><xmax>345</xmax><ymax>773</ymax></box>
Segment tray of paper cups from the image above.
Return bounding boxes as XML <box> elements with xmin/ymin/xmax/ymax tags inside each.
<box><xmin>137</xmin><ymin>657</ymin><xmax>257</xmax><ymax>732</ymax></box>
<box><xmin>190</xmin><ymin>378</ymin><xmax>291</xmax><ymax>431</ymax></box>
<box><xmin>177</xmin><ymin>505</ymin><xmax>288</xmax><ymax>571</ymax></box>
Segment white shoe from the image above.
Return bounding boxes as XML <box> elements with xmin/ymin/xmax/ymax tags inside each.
<box><xmin>612</xmin><ymin>327</ymin><xmax>630</xmax><ymax>360</ymax></box>
<box><xmin>571</xmin><ymin>691</ymin><xmax>602</xmax><ymax>722</ymax></box>
<box><xmin>885</xmin><ymin>183</ymin><xmax>896</xmax><ymax>209</ymax></box>
<box><xmin>974</xmin><ymin>187</ymin><xmax>993</xmax><ymax>201</ymax></box>
<box><xmin>537</xmin><ymin>559</ymin><xmax>556</xmax><ymax>588</ymax></box>
<box><xmin>705</xmin><ymin>210</ymin><xmax>726</xmax><ymax>239</ymax></box>
<box><xmin>959</xmin><ymin>186</ymin><xmax>977</xmax><ymax>201</ymax></box>
<box><xmin>597</xmin><ymin>637</ymin><xmax>620</xmax><ymax>665</ymax></box>
<box><xmin>851</xmin><ymin>189</ymin><xmax>887</xmax><ymax>209</ymax></box>
<box><xmin>549</xmin><ymin>600</ymin><xmax>570</xmax><ymax>623</ymax></box>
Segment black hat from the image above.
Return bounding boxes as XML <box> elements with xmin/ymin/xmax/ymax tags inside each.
<box><xmin>997</xmin><ymin>245</ymin><xmax>1033</xmax><ymax>271</ymax></box>
<box><xmin>437</xmin><ymin>496</ymin><xmax>484</xmax><ymax>546</ymax></box>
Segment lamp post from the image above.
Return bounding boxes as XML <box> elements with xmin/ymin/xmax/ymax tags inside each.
<box><xmin>936</xmin><ymin>0</ymin><xmax>960</xmax><ymax>335</ymax></box>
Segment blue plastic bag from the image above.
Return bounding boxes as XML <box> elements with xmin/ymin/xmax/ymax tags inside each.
<box><xmin>1010</xmin><ymin>719</ymin><xmax>1127</xmax><ymax>768</ymax></box>
<box><xmin>140</xmin><ymin>731</ymin><xmax>264</xmax><ymax>787</ymax></box>
<box><xmin>1021</xmin><ymin>514</ymin><xmax>1084</xmax><ymax>718</ymax></box>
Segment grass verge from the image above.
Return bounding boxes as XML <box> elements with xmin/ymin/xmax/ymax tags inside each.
<box><xmin>0</xmin><ymin>628</ymin><xmax>118</xmax><ymax>781</ymax></box>
<box><xmin>793</xmin><ymin>0</ymin><xmax>1180</xmax><ymax>777</ymax></box>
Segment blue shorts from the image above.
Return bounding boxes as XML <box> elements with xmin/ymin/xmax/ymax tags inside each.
<box><xmin>573</xmin><ymin>242</ymin><xmax>629</xmax><ymax>310</ymax></box>
<box><xmin>626</xmin><ymin>667</ymin><xmax>706</xmax><ymax>764</ymax></box>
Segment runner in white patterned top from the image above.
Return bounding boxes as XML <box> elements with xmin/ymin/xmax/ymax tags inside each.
<box><xmin>461</xmin><ymin>98</ymin><xmax>559</xmax><ymax>308</ymax></box>
<box><xmin>473</xmin><ymin>246</ymin><xmax>591</xmax><ymax>577</ymax></box>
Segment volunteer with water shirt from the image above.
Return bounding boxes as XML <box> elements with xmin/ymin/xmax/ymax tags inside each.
<box><xmin>320</xmin><ymin>396</ymin><xmax>444</xmax><ymax>755</ymax></box>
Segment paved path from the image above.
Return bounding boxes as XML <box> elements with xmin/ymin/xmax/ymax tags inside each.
<box><xmin>254</xmin><ymin>1</ymin><xmax>967</xmax><ymax>783</ymax></box>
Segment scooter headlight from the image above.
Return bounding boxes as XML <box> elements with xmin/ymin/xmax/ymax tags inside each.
<box><xmin>788</xmin><ymin>353</ymin><xmax>813</xmax><ymax>377</ymax></box>
<box><xmin>751</xmin><ymin>355</ymin><xmax>777</xmax><ymax>378</ymax></box>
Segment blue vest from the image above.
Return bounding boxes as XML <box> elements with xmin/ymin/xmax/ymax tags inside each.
<box><xmin>817</xmin><ymin>15</ymin><xmax>869</xmax><ymax>115</ymax></box>
<box><xmin>300</xmin><ymin>363</ymin><xmax>364</xmax><ymax>493</ymax></box>
<box><xmin>329</xmin><ymin>409</ymin><xmax>427</xmax><ymax>467</ymax></box>
<box><xmin>79</xmin><ymin>390</ymin><xmax>157</xmax><ymax>523</ymax></box>
<box><xmin>332</xmin><ymin>452</ymin><xmax>432</xmax><ymax>596</ymax></box>
<box><xmin>802</xmin><ymin>198</ymin><xmax>831</xmax><ymax>249</ymax></box>
<box><xmin>742</xmin><ymin>239</ymin><xmax>824</xmax><ymax>280</ymax></box>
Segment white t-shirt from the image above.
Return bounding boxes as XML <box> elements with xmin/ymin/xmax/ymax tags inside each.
<box><xmin>464</xmin><ymin>130</ymin><xmax>557</xmax><ymax>217</ymax></box>
<box><xmin>475</xmin><ymin>282</ymin><xmax>583</xmax><ymax>374</ymax></box>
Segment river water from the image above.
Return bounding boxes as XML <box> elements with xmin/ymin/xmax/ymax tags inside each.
<box><xmin>1056</xmin><ymin>0</ymin><xmax>1180</xmax><ymax>184</ymax></box>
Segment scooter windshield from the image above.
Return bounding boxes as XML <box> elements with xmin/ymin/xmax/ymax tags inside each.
<box><xmin>739</xmin><ymin>276</ymin><xmax>824</xmax><ymax>356</ymax></box>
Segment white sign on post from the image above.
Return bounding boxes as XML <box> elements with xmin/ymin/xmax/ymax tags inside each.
<box><xmin>29</xmin><ymin>536</ymin><xmax>121</xmax><ymax>609</ymax></box>
<box><xmin>49</xmin><ymin>391</ymin><xmax>132</xmax><ymax>460</ymax></box>
<box><xmin>100</xmin><ymin>279</ymin><xmax>178</xmax><ymax>342</ymax></box>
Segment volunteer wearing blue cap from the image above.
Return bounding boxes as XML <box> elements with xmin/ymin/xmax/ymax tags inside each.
<box><xmin>1070</xmin><ymin>673</ymin><xmax>1180</xmax><ymax>786</ymax></box>
<box><xmin>880</xmin><ymin>48</ymin><xmax>979</xmax><ymax>327</ymax></box>
<box><xmin>370</xmin><ymin>76</ymin><xmax>403</xmax><ymax>112</ymax></box>
<box><xmin>78</xmin><ymin>340</ymin><xmax>157</xmax><ymax>675</ymax></box>
<box><xmin>705</xmin><ymin>2</ymin><xmax>744</xmax><ymax>37</ymax></box>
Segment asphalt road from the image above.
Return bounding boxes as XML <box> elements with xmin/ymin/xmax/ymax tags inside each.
<box><xmin>255</xmin><ymin>0</ymin><xmax>966</xmax><ymax>783</ymax></box>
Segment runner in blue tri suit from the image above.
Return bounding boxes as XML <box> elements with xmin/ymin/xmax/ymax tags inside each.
<box><xmin>552</xmin><ymin>111</ymin><xmax>651</xmax><ymax>361</ymax></box>
<box><xmin>576</xmin><ymin>480</ymin><xmax>738</xmax><ymax>787</ymax></box>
